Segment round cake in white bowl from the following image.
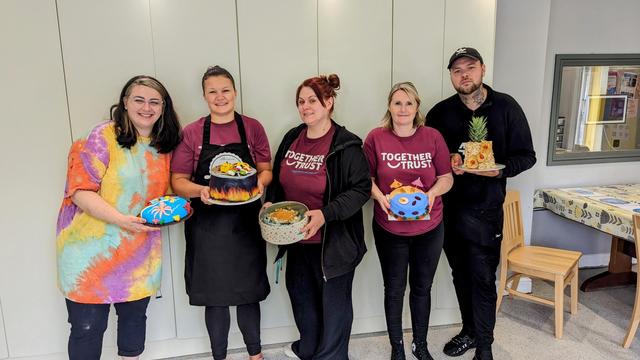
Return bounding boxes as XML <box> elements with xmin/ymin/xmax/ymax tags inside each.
<box><xmin>259</xmin><ymin>201</ymin><xmax>309</xmax><ymax>245</ymax></box>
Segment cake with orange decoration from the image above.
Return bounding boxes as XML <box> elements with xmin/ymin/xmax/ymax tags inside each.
<box><xmin>463</xmin><ymin>115</ymin><xmax>495</xmax><ymax>170</ymax></box>
<box><xmin>209</xmin><ymin>160</ymin><xmax>260</xmax><ymax>202</ymax></box>
<box><xmin>387</xmin><ymin>178</ymin><xmax>429</xmax><ymax>220</ymax></box>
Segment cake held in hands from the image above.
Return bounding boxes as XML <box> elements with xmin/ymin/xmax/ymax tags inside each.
<box><xmin>140</xmin><ymin>196</ymin><xmax>191</xmax><ymax>226</ymax></box>
<box><xmin>463</xmin><ymin>116</ymin><xmax>495</xmax><ymax>170</ymax></box>
<box><xmin>386</xmin><ymin>178</ymin><xmax>430</xmax><ymax>221</ymax></box>
<box><xmin>209</xmin><ymin>161</ymin><xmax>260</xmax><ymax>202</ymax></box>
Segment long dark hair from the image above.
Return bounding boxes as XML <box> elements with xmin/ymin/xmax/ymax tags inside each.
<box><xmin>110</xmin><ymin>75</ymin><xmax>182</xmax><ymax>153</ymax></box>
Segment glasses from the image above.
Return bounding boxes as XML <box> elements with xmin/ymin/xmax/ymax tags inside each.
<box><xmin>128</xmin><ymin>96</ymin><xmax>164</xmax><ymax>109</ymax></box>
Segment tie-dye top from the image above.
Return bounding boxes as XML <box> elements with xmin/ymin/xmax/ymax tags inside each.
<box><xmin>56</xmin><ymin>121</ymin><xmax>171</xmax><ymax>304</ymax></box>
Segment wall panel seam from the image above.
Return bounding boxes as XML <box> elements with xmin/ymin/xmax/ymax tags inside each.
<box><xmin>148</xmin><ymin>0</ymin><xmax>158</xmax><ymax>77</ymax></box>
<box><xmin>234</xmin><ymin>0</ymin><xmax>244</xmax><ymax>114</ymax></box>
<box><xmin>54</xmin><ymin>0</ymin><xmax>74</xmax><ymax>142</ymax></box>
<box><xmin>391</xmin><ymin>0</ymin><xmax>395</xmax><ymax>86</ymax></box>
<box><xmin>0</xmin><ymin>297</ymin><xmax>9</xmax><ymax>358</ymax></box>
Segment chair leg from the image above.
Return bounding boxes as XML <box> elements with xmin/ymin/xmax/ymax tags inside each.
<box><xmin>622</xmin><ymin>274</ymin><xmax>640</xmax><ymax>348</ymax></box>
<box><xmin>554</xmin><ymin>274</ymin><xmax>564</xmax><ymax>339</ymax></box>
<box><xmin>570</xmin><ymin>265</ymin><xmax>578</xmax><ymax>315</ymax></box>
<box><xmin>496</xmin><ymin>265</ymin><xmax>508</xmax><ymax>313</ymax></box>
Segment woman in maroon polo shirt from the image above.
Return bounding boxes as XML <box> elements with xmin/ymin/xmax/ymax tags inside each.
<box><xmin>170</xmin><ymin>66</ymin><xmax>271</xmax><ymax>360</ymax></box>
<box><xmin>363</xmin><ymin>82</ymin><xmax>453</xmax><ymax>360</ymax></box>
<box><xmin>264</xmin><ymin>74</ymin><xmax>371</xmax><ymax>360</ymax></box>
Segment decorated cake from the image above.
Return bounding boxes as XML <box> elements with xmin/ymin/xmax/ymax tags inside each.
<box><xmin>208</xmin><ymin>156</ymin><xmax>260</xmax><ymax>202</ymax></box>
<box><xmin>140</xmin><ymin>195</ymin><xmax>191</xmax><ymax>226</ymax></box>
<box><xmin>463</xmin><ymin>115</ymin><xmax>495</xmax><ymax>170</ymax></box>
<box><xmin>259</xmin><ymin>201</ymin><xmax>309</xmax><ymax>245</ymax></box>
<box><xmin>386</xmin><ymin>178</ymin><xmax>430</xmax><ymax>221</ymax></box>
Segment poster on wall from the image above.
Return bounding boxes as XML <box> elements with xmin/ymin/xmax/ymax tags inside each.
<box><xmin>621</xmin><ymin>72</ymin><xmax>637</xmax><ymax>98</ymax></box>
<box><xmin>607</xmin><ymin>71</ymin><xmax>618</xmax><ymax>94</ymax></box>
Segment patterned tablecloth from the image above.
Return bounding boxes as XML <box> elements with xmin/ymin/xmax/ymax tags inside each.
<box><xmin>533</xmin><ymin>184</ymin><xmax>640</xmax><ymax>242</ymax></box>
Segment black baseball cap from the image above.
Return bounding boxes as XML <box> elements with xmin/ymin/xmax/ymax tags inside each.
<box><xmin>447</xmin><ymin>47</ymin><xmax>484</xmax><ymax>69</ymax></box>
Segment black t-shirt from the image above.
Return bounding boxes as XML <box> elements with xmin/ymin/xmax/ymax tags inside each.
<box><xmin>426</xmin><ymin>84</ymin><xmax>536</xmax><ymax>209</ymax></box>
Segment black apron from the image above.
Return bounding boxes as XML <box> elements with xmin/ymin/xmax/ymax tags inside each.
<box><xmin>184</xmin><ymin>113</ymin><xmax>270</xmax><ymax>306</ymax></box>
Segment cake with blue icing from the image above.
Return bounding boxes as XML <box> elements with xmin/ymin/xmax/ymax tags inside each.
<box><xmin>386</xmin><ymin>177</ymin><xmax>429</xmax><ymax>221</ymax></box>
<box><xmin>140</xmin><ymin>196</ymin><xmax>191</xmax><ymax>225</ymax></box>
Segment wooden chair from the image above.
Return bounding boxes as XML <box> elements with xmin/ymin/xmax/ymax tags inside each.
<box><xmin>622</xmin><ymin>214</ymin><xmax>640</xmax><ymax>348</ymax></box>
<box><xmin>496</xmin><ymin>190</ymin><xmax>582</xmax><ymax>339</ymax></box>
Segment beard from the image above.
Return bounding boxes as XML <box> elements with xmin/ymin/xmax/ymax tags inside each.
<box><xmin>454</xmin><ymin>80</ymin><xmax>482</xmax><ymax>95</ymax></box>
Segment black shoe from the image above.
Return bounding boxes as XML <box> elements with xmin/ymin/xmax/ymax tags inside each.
<box><xmin>443</xmin><ymin>333</ymin><xmax>476</xmax><ymax>357</ymax></box>
<box><xmin>472</xmin><ymin>349</ymin><xmax>493</xmax><ymax>360</ymax></box>
<box><xmin>411</xmin><ymin>341</ymin><xmax>434</xmax><ymax>360</ymax></box>
<box><xmin>391</xmin><ymin>341</ymin><xmax>406</xmax><ymax>360</ymax></box>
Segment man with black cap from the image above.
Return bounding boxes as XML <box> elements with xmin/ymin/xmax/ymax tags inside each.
<box><xmin>426</xmin><ymin>47</ymin><xmax>536</xmax><ymax>360</ymax></box>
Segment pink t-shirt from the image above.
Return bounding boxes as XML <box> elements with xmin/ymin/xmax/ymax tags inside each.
<box><xmin>279</xmin><ymin>125</ymin><xmax>335</xmax><ymax>243</ymax></box>
<box><xmin>364</xmin><ymin>126</ymin><xmax>451</xmax><ymax>236</ymax></box>
<box><xmin>171</xmin><ymin>115</ymin><xmax>271</xmax><ymax>175</ymax></box>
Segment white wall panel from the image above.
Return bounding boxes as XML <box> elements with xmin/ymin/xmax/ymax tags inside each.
<box><xmin>319</xmin><ymin>0</ymin><xmax>392</xmax><ymax>140</ymax></box>
<box><xmin>319</xmin><ymin>0</ymin><xmax>393</xmax><ymax>334</ymax></box>
<box><xmin>0</xmin><ymin>0</ymin><xmax>70</xmax><ymax>357</ymax></box>
<box><xmin>57</xmin><ymin>0</ymin><xmax>156</xmax><ymax>138</ymax></box>
<box><xmin>442</xmin><ymin>0</ymin><xmax>497</xmax><ymax>96</ymax></box>
<box><xmin>237</xmin><ymin>0</ymin><xmax>318</xmax><ymax>148</ymax></box>
<box><xmin>151</xmin><ymin>0</ymin><xmax>240</xmax><ymax>125</ymax></box>
<box><xmin>150</xmin><ymin>0</ymin><xmax>240</xmax><ymax>342</ymax></box>
<box><xmin>237</xmin><ymin>0</ymin><xmax>318</xmax><ymax>345</ymax></box>
<box><xmin>393</xmin><ymin>0</ymin><xmax>446</xmax><ymax>110</ymax></box>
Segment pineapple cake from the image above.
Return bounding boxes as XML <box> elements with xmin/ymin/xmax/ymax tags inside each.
<box><xmin>463</xmin><ymin>115</ymin><xmax>495</xmax><ymax>170</ymax></box>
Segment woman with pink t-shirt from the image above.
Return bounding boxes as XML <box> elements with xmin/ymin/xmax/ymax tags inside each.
<box><xmin>265</xmin><ymin>74</ymin><xmax>371</xmax><ymax>360</ymax></box>
<box><xmin>363</xmin><ymin>82</ymin><xmax>453</xmax><ymax>360</ymax></box>
<box><xmin>170</xmin><ymin>66</ymin><xmax>271</xmax><ymax>360</ymax></box>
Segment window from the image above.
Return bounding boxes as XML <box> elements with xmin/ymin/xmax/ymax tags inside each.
<box><xmin>548</xmin><ymin>54</ymin><xmax>640</xmax><ymax>165</ymax></box>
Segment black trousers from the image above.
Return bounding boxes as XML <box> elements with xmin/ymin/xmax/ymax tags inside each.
<box><xmin>373</xmin><ymin>221</ymin><xmax>444</xmax><ymax>345</ymax></box>
<box><xmin>285</xmin><ymin>244</ymin><xmax>355</xmax><ymax>360</ymax></box>
<box><xmin>205</xmin><ymin>303</ymin><xmax>262</xmax><ymax>360</ymax></box>
<box><xmin>443</xmin><ymin>206</ymin><xmax>503</xmax><ymax>350</ymax></box>
<box><xmin>65</xmin><ymin>297</ymin><xmax>150</xmax><ymax>359</ymax></box>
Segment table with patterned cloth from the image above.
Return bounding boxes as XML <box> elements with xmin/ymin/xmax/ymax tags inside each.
<box><xmin>534</xmin><ymin>183</ymin><xmax>640</xmax><ymax>242</ymax></box>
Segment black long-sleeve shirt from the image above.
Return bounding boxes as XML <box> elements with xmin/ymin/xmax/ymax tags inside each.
<box><xmin>427</xmin><ymin>84</ymin><xmax>536</xmax><ymax>209</ymax></box>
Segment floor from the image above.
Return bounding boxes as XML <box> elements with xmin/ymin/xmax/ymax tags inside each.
<box><xmin>166</xmin><ymin>268</ymin><xmax>640</xmax><ymax>360</ymax></box>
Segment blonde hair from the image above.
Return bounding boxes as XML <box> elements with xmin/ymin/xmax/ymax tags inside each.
<box><xmin>381</xmin><ymin>81</ymin><xmax>425</xmax><ymax>130</ymax></box>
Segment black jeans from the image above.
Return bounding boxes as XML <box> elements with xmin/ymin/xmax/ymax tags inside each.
<box><xmin>443</xmin><ymin>206</ymin><xmax>503</xmax><ymax>350</ymax></box>
<box><xmin>373</xmin><ymin>221</ymin><xmax>444</xmax><ymax>345</ymax></box>
<box><xmin>285</xmin><ymin>244</ymin><xmax>355</xmax><ymax>360</ymax></box>
<box><xmin>205</xmin><ymin>303</ymin><xmax>262</xmax><ymax>360</ymax></box>
<box><xmin>65</xmin><ymin>296</ymin><xmax>150</xmax><ymax>359</ymax></box>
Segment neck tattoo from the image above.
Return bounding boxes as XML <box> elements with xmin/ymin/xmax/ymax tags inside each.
<box><xmin>461</xmin><ymin>87</ymin><xmax>486</xmax><ymax>109</ymax></box>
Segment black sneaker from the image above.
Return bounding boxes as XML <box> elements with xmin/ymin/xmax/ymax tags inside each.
<box><xmin>443</xmin><ymin>333</ymin><xmax>476</xmax><ymax>357</ymax></box>
<box><xmin>472</xmin><ymin>349</ymin><xmax>493</xmax><ymax>360</ymax></box>
<box><xmin>391</xmin><ymin>341</ymin><xmax>406</xmax><ymax>360</ymax></box>
<box><xmin>411</xmin><ymin>341</ymin><xmax>434</xmax><ymax>360</ymax></box>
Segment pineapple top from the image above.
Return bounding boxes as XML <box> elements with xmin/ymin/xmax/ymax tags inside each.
<box><xmin>468</xmin><ymin>115</ymin><xmax>488</xmax><ymax>142</ymax></box>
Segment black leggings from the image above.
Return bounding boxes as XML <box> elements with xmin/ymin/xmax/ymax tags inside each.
<box><xmin>205</xmin><ymin>303</ymin><xmax>262</xmax><ymax>360</ymax></box>
<box><xmin>373</xmin><ymin>221</ymin><xmax>444</xmax><ymax>344</ymax></box>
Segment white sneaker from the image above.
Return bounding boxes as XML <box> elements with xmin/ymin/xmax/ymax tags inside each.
<box><xmin>283</xmin><ymin>343</ymin><xmax>300</xmax><ymax>359</ymax></box>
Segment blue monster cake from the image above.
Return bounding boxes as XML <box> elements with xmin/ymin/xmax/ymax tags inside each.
<box><xmin>140</xmin><ymin>196</ymin><xmax>191</xmax><ymax>225</ymax></box>
<box><xmin>388</xmin><ymin>185</ymin><xmax>429</xmax><ymax>220</ymax></box>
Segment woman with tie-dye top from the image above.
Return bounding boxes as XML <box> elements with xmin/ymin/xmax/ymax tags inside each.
<box><xmin>56</xmin><ymin>75</ymin><xmax>181</xmax><ymax>360</ymax></box>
